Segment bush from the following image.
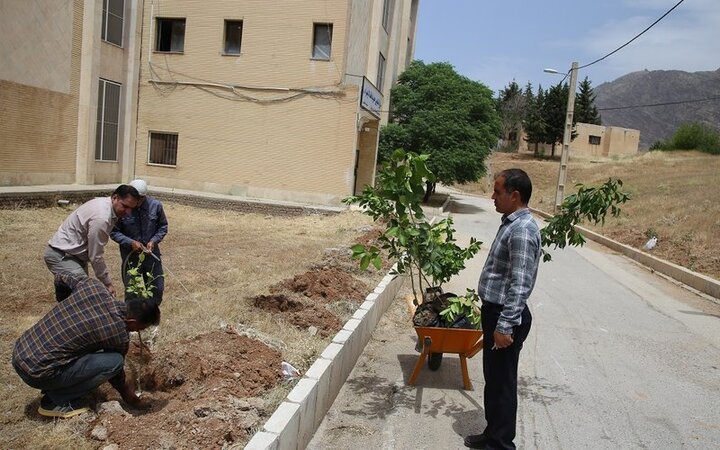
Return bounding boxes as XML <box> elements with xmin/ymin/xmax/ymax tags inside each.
<box><xmin>651</xmin><ymin>122</ymin><xmax>720</xmax><ymax>155</ymax></box>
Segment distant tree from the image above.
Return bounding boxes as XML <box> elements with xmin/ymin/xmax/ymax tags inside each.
<box><xmin>381</xmin><ymin>61</ymin><xmax>501</xmax><ymax>199</ymax></box>
<box><xmin>542</xmin><ymin>82</ymin><xmax>572</xmax><ymax>156</ymax></box>
<box><xmin>523</xmin><ymin>83</ymin><xmax>546</xmax><ymax>156</ymax></box>
<box><xmin>653</xmin><ymin>122</ymin><xmax>720</xmax><ymax>155</ymax></box>
<box><xmin>377</xmin><ymin>123</ymin><xmax>410</xmax><ymax>164</ymax></box>
<box><xmin>575</xmin><ymin>77</ymin><xmax>601</xmax><ymax>125</ymax></box>
<box><xmin>497</xmin><ymin>80</ymin><xmax>525</xmax><ymax>148</ymax></box>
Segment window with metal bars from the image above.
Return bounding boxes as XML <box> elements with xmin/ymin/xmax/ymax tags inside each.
<box><xmin>224</xmin><ymin>20</ymin><xmax>243</xmax><ymax>55</ymax></box>
<box><xmin>377</xmin><ymin>53</ymin><xmax>386</xmax><ymax>91</ymax></box>
<box><xmin>148</xmin><ymin>132</ymin><xmax>178</xmax><ymax>166</ymax></box>
<box><xmin>589</xmin><ymin>135</ymin><xmax>601</xmax><ymax>145</ymax></box>
<box><xmin>95</xmin><ymin>79</ymin><xmax>121</xmax><ymax>161</ymax></box>
<box><xmin>156</xmin><ymin>18</ymin><xmax>186</xmax><ymax>52</ymax></box>
<box><xmin>101</xmin><ymin>0</ymin><xmax>124</xmax><ymax>46</ymax></box>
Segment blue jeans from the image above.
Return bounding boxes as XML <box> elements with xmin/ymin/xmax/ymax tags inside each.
<box><xmin>14</xmin><ymin>352</ymin><xmax>124</xmax><ymax>405</ymax></box>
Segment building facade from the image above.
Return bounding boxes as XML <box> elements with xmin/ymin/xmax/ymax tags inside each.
<box><xmin>0</xmin><ymin>0</ymin><xmax>418</xmax><ymax>206</ymax></box>
<box><xmin>518</xmin><ymin>122</ymin><xmax>640</xmax><ymax>158</ymax></box>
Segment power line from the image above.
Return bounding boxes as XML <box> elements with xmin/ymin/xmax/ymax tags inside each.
<box><xmin>598</xmin><ymin>95</ymin><xmax>720</xmax><ymax>111</ymax></box>
<box><xmin>578</xmin><ymin>0</ymin><xmax>685</xmax><ymax>70</ymax></box>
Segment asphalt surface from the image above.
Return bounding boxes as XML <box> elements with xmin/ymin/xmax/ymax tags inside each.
<box><xmin>308</xmin><ymin>192</ymin><xmax>720</xmax><ymax>449</ymax></box>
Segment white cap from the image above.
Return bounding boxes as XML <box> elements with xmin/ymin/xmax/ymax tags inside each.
<box><xmin>129</xmin><ymin>179</ymin><xmax>148</xmax><ymax>196</ymax></box>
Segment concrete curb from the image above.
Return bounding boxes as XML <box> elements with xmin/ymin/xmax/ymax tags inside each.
<box><xmin>244</xmin><ymin>268</ymin><xmax>405</xmax><ymax>450</ymax></box>
<box><xmin>530</xmin><ymin>207</ymin><xmax>720</xmax><ymax>300</ymax></box>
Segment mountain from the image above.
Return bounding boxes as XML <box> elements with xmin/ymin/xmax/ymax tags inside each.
<box><xmin>594</xmin><ymin>68</ymin><xmax>720</xmax><ymax>149</ymax></box>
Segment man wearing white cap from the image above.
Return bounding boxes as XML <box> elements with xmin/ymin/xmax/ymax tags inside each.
<box><xmin>111</xmin><ymin>179</ymin><xmax>168</xmax><ymax>304</ymax></box>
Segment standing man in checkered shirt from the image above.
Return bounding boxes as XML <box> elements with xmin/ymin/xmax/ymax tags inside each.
<box><xmin>465</xmin><ymin>169</ymin><xmax>542</xmax><ymax>450</ymax></box>
<box><xmin>12</xmin><ymin>272</ymin><xmax>160</xmax><ymax>418</ymax></box>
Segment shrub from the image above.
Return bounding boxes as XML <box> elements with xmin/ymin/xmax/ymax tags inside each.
<box><xmin>652</xmin><ymin>122</ymin><xmax>720</xmax><ymax>155</ymax></box>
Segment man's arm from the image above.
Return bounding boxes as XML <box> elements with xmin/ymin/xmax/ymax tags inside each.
<box><xmin>150</xmin><ymin>201</ymin><xmax>168</xmax><ymax>245</ymax></box>
<box><xmin>110</xmin><ymin>220</ymin><xmax>134</xmax><ymax>246</ymax></box>
<box><xmin>87</xmin><ymin>216</ymin><xmax>113</xmax><ymax>289</ymax></box>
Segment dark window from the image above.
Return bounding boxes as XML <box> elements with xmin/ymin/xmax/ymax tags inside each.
<box><xmin>149</xmin><ymin>132</ymin><xmax>178</xmax><ymax>166</ymax></box>
<box><xmin>156</xmin><ymin>18</ymin><xmax>186</xmax><ymax>52</ymax></box>
<box><xmin>95</xmin><ymin>79</ymin><xmax>121</xmax><ymax>161</ymax></box>
<box><xmin>377</xmin><ymin>53</ymin><xmax>386</xmax><ymax>91</ymax></box>
<box><xmin>312</xmin><ymin>23</ymin><xmax>333</xmax><ymax>60</ymax></box>
<box><xmin>101</xmin><ymin>0</ymin><xmax>124</xmax><ymax>46</ymax></box>
<box><xmin>224</xmin><ymin>20</ymin><xmax>243</xmax><ymax>54</ymax></box>
<box><xmin>589</xmin><ymin>135</ymin><xmax>601</xmax><ymax>145</ymax></box>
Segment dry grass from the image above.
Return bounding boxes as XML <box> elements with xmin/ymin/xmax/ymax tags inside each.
<box><xmin>0</xmin><ymin>203</ymin><xmax>381</xmax><ymax>448</ymax></box>
<box><xmin>459</xmin><ymin>150</ymin><xmax>720</xmax><ymax>280</ymax></box>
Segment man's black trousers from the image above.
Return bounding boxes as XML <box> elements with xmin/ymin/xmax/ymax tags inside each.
<box><xmin>481</xmin><ymin>301</ymin><xmax>532</xmax><ymax>450</ymax></box>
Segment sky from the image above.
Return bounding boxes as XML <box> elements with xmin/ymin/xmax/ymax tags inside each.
<box><xmin>413</xmin><ymin>0</ymin><xmax>720</xmax><ymax>96</ymax></box>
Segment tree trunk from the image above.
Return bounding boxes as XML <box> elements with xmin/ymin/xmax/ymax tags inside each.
<box><xmin>533</xmin><ymin>142</ymin><xmax>539</xmax><ymax>157</ymax></box>
<box><xmin>423</xmin><ymin>181</ymin><xmax>436</xmax><ymax>203</ymax></box>
<box><xmin>551</xmin><ymin>143</ymin><xmax>556</xmax><ymax>157</ymax></box>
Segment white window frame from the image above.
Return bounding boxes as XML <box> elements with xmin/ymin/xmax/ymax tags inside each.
<box><xmin>148</xmin><ymin>132</ymin><xmax>179</xmax><ymax>167</ymax></box>
<box><xmin>95</xmin><ymin>79</ymin><xmax>121</xmax><ymax>162</ymax></box>
<box><xmin>101</xmin><ymin>0</ymin><xmax>124</xmax><ymax>47</ymax></box>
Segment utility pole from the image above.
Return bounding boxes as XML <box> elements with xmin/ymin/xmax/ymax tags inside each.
<box><xmin>554</xmin><ymin>61</ymin><xmax>578</xmax><ymax>213</ymax></box>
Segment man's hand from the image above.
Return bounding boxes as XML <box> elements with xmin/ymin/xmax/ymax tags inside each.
<box><xmin>492</xmin><ymin>331</ymin><xmax>514</xmax><ymax>349</ymax></box>
<box><xmin>119</xmin><ymin>379</ymin><xmax>151</xmax><ymax>410</ymax></box>
<box><xmin>131</xmin><ymin>240</ymin><xmax>144</xmax><ymax>252</ymax></box>
<box><xmin>106</xmin><ymin>283</ymin><xmax>117</xmax><ymax>297</ymax></box>
<box><xmin>146</xmin><ymin>241</ymin><xmax>155</xmax><ymax>253</ymax></box>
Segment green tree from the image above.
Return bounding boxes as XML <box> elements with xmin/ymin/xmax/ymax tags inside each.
<box><xmin>575</xmin><ymin>77</ymin><xmax>601</xmax><ymax>125</ymax></box>
<box><xmin>497</xmin><ymin>80</ymin><xmax>525</xmax><ymax>149</ymax></box>
<box><xmin>542</xmin><ymin>82</ymin><xmax>571</xmax><ymax>156</ymax></box>
<box><xmin>523</xmin><ymin>83</ymin><xmax>546</xmax><ymax>156</ymax></box>
<box><xmin>380</xmin><ymin>61</ymin><xmax>501</xmax><ymax>198</ymax></box>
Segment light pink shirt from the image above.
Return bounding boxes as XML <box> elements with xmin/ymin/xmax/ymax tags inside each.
<box><xmin>48</xmin><ymin>197</ymin><xmax>117</xmax><ymax>286</ymax></box>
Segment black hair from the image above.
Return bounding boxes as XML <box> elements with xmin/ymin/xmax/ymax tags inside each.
<box><xmin>126</xmin><ymin>297</ymin><xmax>161</xmax><ymax>326</ymax></box>
<box><xmin>498</xmin><ymin>168</ymin><xmax>533</xmax><ymax>205</ymax></box>
<box><xmin>113</xmin><ymin>184</ymin><xmax>141</xmax><ymax>200</ymax></box>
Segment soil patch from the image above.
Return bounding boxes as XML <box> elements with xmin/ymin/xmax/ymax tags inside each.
<box><xmin>285</xmin><ymin>306</ymin><xmax>343</xmax><ymax>337</ymax></box>
<box><xmin>253</xmin><ymin>294</ymin><xmax>305</xmax><ymax>313</ymax></box>
<box><xmin>96</xmin><ymin>330</ymin><xmax>282</xmax><ymax>449</ymax></box>
<box><xmin>275</xmin><ymin>266</ymin><xmax>370</xmax><ymax>303</ymax></box>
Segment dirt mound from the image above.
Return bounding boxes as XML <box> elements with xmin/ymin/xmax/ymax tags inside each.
<box><xmin>275</xmin><ymin>266</ymin><xmax>369</xmax><ymax>303</ymax></box>
<box><xmin>253</xmin><ymin>294</ymin><xmax>304</xmax><ymax>313</ymax></box>
<box><xmin>96</xmin><ymin>330</ymin><xmax>282</xmax><ymax>449</ymax></box>
<box><xmin>285</xmin><ymin>305</ymin><xmax>342</xmax><ymax>337</ymax></box>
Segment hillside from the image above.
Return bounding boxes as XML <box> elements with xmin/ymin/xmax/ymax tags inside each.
<box><xmin>594</xmin><ymin>68</ymin><xmax>720</xmax><ymax>149</ymax></box>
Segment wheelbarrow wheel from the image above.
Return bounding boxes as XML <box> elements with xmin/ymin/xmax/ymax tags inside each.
<box><xmin>428</xmin><ymin>352</ymin><xmax>443</xmax><ymax>371</ymax></box>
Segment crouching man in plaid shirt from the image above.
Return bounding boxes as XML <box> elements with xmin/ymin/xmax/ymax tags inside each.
<box><xmin>12</xmin><ymin>272</ymin><xmax>160</xmax><ymax>418</ymax></box>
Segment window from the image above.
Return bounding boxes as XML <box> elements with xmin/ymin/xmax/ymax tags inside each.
<box><xmin>155</xmin><ymin>18</ymin><xmax>186</xmax><ymax>52</ymax></box>
<box><xmin>382</xmin><ymin>0</ymin><xmax>392</xmax><ymax>32</ymax></box>
<box><xmin>95</xmin><ymin>79</ymin><xmax>121</xmax><ymax>161</ymax></box>
<box><xmin>589</xmin><ymin>135</ymin><xmax>601</xmax><ymax>145</ymax></box>
<box><xmin>102</xmin><ymin>0</ymin><xmax>124</xmax><ymax>46</ymax></box>
<box><xmin>224</xmin><ymin>20</ymin><xmax>243</xmax><ymax>54</ymax></box>
<box><xmin>148</xmin><ymin>132</ymin><xmax>178</xmax><ymax>166</ymax></box>
<box><xmin>377</xmin><ymin>53</ymin><xmax>386</xmax><ymax>91</ymax></box>
<box><xmin>312</xmin><ymin>23</ymin><xmax>333</xmax><ymax>60</ymax></box>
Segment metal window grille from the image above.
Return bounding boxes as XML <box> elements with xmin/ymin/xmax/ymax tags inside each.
<box><xmin>224</xmin><ymin>20</ymin><xmax>243</xmax><ymax>54</ymax></box>
<box><xmin>312</xmin><ymin>23</ymin><xmax>333</xmax><ymax>60</ymax></box>
<box><xmin>101</xmin><ymin>0</ymin><xmax>124</xmax><ymax>46</ymax></box>
<box><xmin>156</xmin><ymin>18</ymin><xmax>186</xmax><ymax>52</ymax></box>
<box><xmin>95</xmin><ymin>79</ymin><xmax>121</xmax><ymax>161</ymax></box>
<box><xmin>589</xmin><ymin>135</ymin><xmax>601</xmax><ymax>145</ymax></box>
<box><xmin>148</xmin><ymin>132</ymin><xmax>178</xmax><ymax>166</ymax></box>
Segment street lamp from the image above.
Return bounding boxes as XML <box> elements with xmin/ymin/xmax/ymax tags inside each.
<box><xmin>544</xmin><ymin>62</ymin><xmax>578</xmax><ymax>213</ymax></box>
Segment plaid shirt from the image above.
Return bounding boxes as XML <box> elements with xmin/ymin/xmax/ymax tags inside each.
<box><xmin>478</xmin><ymin>208</ymin><xmax>541</xmax><ymax>334</ymax></box>
<box><xmin>13</xmin><ymin>272</ymin><xmax>129</xmax><ymax>380</ymax></box>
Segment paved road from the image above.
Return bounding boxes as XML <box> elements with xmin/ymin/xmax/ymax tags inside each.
<box><xmin>308</xmin><ymin>193</ymin><xmax>720</xmax><ymax>449</ymax></box>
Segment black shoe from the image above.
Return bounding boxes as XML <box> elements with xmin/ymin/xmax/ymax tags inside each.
<box><xmin>464</xmin><ymin>433</ymin><xmax>488</xmax><ymax>449</ymax></box>
<box><xmin>38</xmin><ymin>395</ymin><xmax>89</xmax><ymax>418</ymax></box>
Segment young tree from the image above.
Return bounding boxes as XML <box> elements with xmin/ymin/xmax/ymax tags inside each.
<box><xmin>575</xmin><ymin>77</ymin><xmax>601</xmax><ymax>125</ymax></box>
<box><xmin>380</xmin><ymin>61</ymin><xmax>501</xmax><ymax>199</ymax></box>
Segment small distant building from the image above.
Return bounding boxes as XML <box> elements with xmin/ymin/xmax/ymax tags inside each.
<box><xmin>518</xmin><ymin>123</ymin><xmax>640</xmax><ymax>158</ymax></box>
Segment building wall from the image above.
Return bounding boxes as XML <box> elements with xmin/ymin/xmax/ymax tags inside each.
<box><xmin>0</xmin><ymin>0</ymin><xmax>82</xmax><ymax>185</ymax></box>
<box><xmin>573</xmin><ymin>123</ymin><xmax>640</xmax><ymax>158</ymax></box>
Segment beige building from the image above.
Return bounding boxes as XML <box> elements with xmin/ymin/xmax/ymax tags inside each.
<box><xmin>518</xmin><ymin>122</ymin><xmax>640</xmax><ymax>158</ymax></box>
<box><xmin>0</xmin><ymin>0</ymin><xmax>419</xmax><ymax>206</ymax></box>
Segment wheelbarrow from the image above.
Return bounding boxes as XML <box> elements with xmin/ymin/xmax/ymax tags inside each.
<box><xmin>408</xmin><ymin>326</ymin><xmax>483</xmax><ymax>390</ymax></box>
